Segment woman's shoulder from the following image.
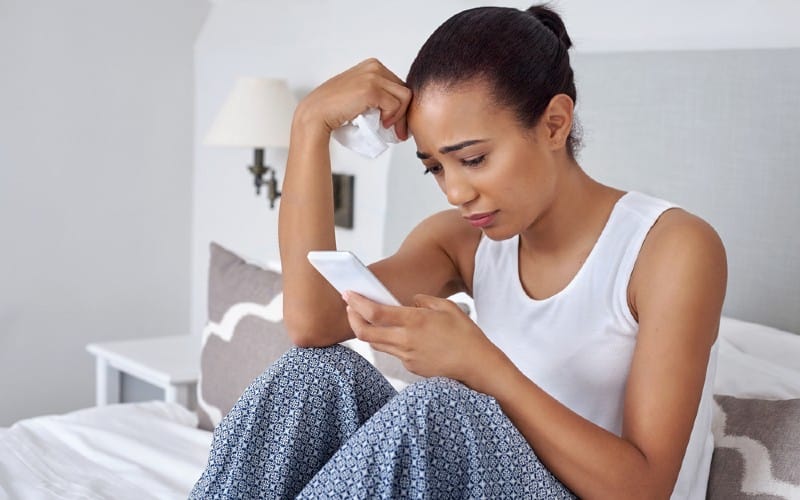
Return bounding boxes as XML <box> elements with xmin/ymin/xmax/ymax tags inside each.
<box><xmin>414</xmin><ymin>209</ymin><xmax>483</xmax><ymax>250</ymax></box>
<box><xmin>629</xmin><ymin>207</ymin><xmax>727</xmax><ymax>322</ymax></box>
<box><xmin>404</xmin><ymin>209</ymin><xmax>484</xmax><ymax>290</ymax></box>
<box><xmin>415</xmin><ymin>208</ymin><xmax>479</xmax><ymax>232</ymax></box>
<box><xmin>645</xmin><ymin>208</ymin><xmax>724</xmax><ymax>256</ymax></box>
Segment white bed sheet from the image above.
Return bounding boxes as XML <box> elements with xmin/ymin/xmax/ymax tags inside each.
<box><xmin>715</xmin><ymin>316</ymin><xmax>800</xmax><ymax>399</ymax></box>
<box><xmin>0</xmin><ymin>401</ymin><xmax>212</xmax><ymax>500</ymax></box>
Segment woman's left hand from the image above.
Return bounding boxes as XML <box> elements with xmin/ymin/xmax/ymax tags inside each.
<box><xmin>343</xmin><ymin>291</ymin><xmax>504</xmax><ymax>385</ymax></box>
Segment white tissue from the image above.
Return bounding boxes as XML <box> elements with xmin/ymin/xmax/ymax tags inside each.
<box><xmin>332</xmin><ymin>108</ymin><xmax>401</xmax><ymax>158</ymax></box>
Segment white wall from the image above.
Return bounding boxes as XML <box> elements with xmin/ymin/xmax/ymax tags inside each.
<box><xmin>0</xmin><ymin>0</ymin><xmax>209</xmax><ymax>425</ymax></box>
<box><xmin>192</xmin><ymin>0</ymin><xmax>800</xmax><ymax>336</ymax></box>
<box><xmin>558</xmin><ymin>0</ymin><xmax>800</xmax><ymax>52</ymax></box>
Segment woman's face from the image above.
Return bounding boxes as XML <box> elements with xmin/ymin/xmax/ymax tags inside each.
<box><xmin>407</xmin><ymin>81</ymin><xmax>560</xmax><ymax>241</ymax></box>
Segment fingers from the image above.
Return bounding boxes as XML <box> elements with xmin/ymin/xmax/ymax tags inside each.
<box><xmin>346</xmin><ymin>306</ymin><xmax>410</xmax><ymax>371</ymax></box>
<box><xmin>345</xmin><ymin>304</ymin><xmax>403</xmax><ymax>344</ymax></box>
<box><xmin>413</xmin><ymin>293</ymin><xmax>460</xmax><ymax>313</ymax></box>
<box><xmin>355</xmin><ymin>58</ymin><xmax>404</xmax><ymax>86</ymax></box>
<box><xmin>299</xmin><ymin>58</ymin><xmax>413</xmax><ymax>139</ymax></box>
<box><xmin>369</xmin><ymin>89</ymin><xmax>403</xmax><ymax>127</ymax></box>
<box><xmin>343</xmin><ymin>291</ymin><xmax>408</xmax><ymax>326</ymax></box>
<box><xmin>365</xmin><ymin>340</ymin><xmax>405</xmax><ymax>360</ymax></box>
<box><xmin>379</xmin><ymin>81</ymin><xmax>411</xmax><ymax>140</ymax></box>
<box><xmin>353</xmin><ymin>59</ymin><xmax>411</xmax><ymax>141</ymax></box>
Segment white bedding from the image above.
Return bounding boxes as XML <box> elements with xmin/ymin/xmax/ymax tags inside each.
<box><xmin>0</xmin><ymin>316</ymin><xmax>797</xmax><ymax>500</ymax></box>
<box><xmin>0</xmin><ymin>401</ymin><xmax>211</xmax><ymax>500</ymax></box>
<box><xmin>715</xmin><ymin>316</ymin><xmax>800</xmax><ymax>399</ymax></box>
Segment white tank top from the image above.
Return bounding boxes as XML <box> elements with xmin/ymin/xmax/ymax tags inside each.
<box><xmin>472</xmin><ymin>191</ymin><xmax>717</xmax><ymax>500</ymax></box>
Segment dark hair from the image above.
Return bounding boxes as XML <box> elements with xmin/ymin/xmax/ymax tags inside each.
<box><xmin>406</xmin><ymin>4</ymin><xmax>582</xmax><ymax>157</ymax></box>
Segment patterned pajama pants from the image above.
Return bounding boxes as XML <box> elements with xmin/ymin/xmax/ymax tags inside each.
<box><xmin>189</xmin><ymin>345</ymin><xmax>575</xmax><ymax>499</ymax></box>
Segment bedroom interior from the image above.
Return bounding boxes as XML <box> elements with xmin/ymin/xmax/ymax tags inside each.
<box><xmin>1</xmin><ymin>0</ymin><xmax>798</xmax><ymax>498</ymax></box>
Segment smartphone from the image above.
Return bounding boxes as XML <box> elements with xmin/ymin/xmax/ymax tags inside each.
<box><xmin>307</xmin><ymin>250</ymin><xmax>401</xmax><ymax>306</ymax></box>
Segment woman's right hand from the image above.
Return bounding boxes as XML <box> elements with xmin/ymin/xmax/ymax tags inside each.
<box><xmin>293</xmin><ymin>58</ymin><xmax>412</xmax><ymax>141</ymax></box>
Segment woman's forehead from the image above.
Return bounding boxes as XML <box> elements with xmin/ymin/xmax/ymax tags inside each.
<box><xmin>408</xmin><ymin>83</ymin><xmax>516</xmax><ymax>145</ymax></box>
<box><xmin>410</xmin><ymin>78</ymin><xmax>494</xmax><ymax>109</ymax></box>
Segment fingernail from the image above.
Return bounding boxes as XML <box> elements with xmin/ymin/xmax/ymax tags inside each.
<box><xmin>342</xmin><ymin>292</ymin><xmax>350</xmax><ymax>303</ymax></box>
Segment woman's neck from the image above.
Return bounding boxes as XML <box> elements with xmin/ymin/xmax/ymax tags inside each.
<box><xmin>518</xmin><ymin>165</ymin><xmax>624</xmax><ymax>260</ymax></box>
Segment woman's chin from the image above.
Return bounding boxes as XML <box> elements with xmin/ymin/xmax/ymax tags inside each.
<box><xmin>480</xmin><ymin>226</ymin><xmax>517</xmax><ymax>242</ymax></box>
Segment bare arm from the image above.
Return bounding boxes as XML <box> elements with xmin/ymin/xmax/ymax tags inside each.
<box><xmin>278</xmin><ymin>59</ymin><xmax>412</xmax><ymax>347</ymax></box>
<box><xmin>278</xmin><ymin>115</ymin><xmax>343</xmax><ymax>346</ymax></box>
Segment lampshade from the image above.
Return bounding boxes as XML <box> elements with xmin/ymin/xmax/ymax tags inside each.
<box><xmin>205</xmin><ymin>77</ymin><xmax>297</xmax><ymax>148</ymax></box>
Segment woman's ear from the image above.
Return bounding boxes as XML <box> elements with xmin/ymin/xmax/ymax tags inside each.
<box><xmin>541</xmin><ymin>93</ymin><xmax>574</xmax><ymax>150</ymax></box>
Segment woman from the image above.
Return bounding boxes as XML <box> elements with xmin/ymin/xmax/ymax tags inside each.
<box><xmin>191</xmin><ymin>5</ymin><xmax>726</xmax><ymax>499</ymax></box>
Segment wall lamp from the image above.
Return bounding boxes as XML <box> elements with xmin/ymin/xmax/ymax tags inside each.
<box><xmin>205</xmin><ymin>78</ymin><xmax>297</xmax><ymax>208</ymax></box>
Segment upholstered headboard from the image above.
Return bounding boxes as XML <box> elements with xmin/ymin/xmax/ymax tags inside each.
<box><xmin>383</xmin><ymin>48</ymin><xmax>800</xmax><ymax>334</ymax></box>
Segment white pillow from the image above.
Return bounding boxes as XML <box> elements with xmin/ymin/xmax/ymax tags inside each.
<box><xmin>714</xmin><ymin>316</ymin><xmax>800</xmax><ymax>399</ymax></box>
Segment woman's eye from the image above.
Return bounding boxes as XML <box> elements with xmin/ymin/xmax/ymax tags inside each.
<box><xmin>423</xmin><ymin>164</ymin><xmax>443</xmax><ymax>175</ymax></box>
<box><xmin>462</xmin><ymin>155</ymin><xmax>486</xmax><ymax>167</ymax></box>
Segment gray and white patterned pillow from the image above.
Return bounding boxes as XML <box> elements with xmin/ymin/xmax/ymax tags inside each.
<box><xmin>196</xmin><ymin>242</ymin><xmax>292</xmax><ymax>431</ymax></box>
<box><xmin>708</xmin><ymin>395</ymin><xmax>800</xmax><ymax>499</ymax></box>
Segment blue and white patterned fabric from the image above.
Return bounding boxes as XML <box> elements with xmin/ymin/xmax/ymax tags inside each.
<box><xmin>189</xmin><ymin>345</ymin><xmax>575</xmax><ymax>499</ymax></box>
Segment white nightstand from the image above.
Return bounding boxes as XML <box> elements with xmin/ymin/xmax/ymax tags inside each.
<box><xmin>86</xmin><ymin>335</ymin><xmax>201</xmax><ymax>409</ymax></box>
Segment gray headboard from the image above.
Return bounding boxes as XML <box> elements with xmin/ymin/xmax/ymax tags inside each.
<box><xmin>384</xmin><ymin>48</ymin><xmax>800</xmax><ymax>334</ymax></box>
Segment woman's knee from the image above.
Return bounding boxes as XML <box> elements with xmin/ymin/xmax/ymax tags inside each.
<box><xmin>246</xmin><ymin>343</ymin><xmax>395</xmax><ymax>412</ymax></box>
<box><xmin>279</xmin><ymin>343</ymin><xmax>361</xmax><ymax>363</ymax></box>
<box><xmin>267</xmin><ymin>343</ymin><xmax>373</xmax><ymax>380</ymax></box>
<box><xmin>408</xmin><ymin>376</ymin><xmax>465</xmax><ymax>392</ymax></box>
<box><xmin>401</xmin><ymin>376</ymin><xmax>489</xmax><ymax>407</ymax></box>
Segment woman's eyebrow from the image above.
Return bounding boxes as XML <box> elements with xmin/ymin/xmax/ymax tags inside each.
<box><xmin>416</xmin><ymin>139</ymin><xmax>489</xmax><ymax>160</ymax></box>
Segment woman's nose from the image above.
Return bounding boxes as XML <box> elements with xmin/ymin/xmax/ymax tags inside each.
<box><xmin>443</xmin><ymin>170</ymin><xmax>478</xmax><ymax>207</ymax></box>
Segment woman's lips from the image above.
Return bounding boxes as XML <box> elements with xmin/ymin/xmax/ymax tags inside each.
<box><xmin>465</xmin><ymin>211</ymin><xmax>498</xmax><ymax>228</ymax></box>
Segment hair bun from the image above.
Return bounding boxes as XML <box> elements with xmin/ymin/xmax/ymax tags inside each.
<box><xmin>527</xmin><ymin>4</ymin><xmax>572</xmax><ymax>49</ymax></box>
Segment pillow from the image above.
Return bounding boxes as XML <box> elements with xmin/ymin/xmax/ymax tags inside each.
<box><xmin>196</xmin><ymin>242</ymin><xmax>292</xmax><ymax>431</ymax></box>
<box><xmin>708</xmin><ymin>395</ymin><xmax>800</xmax><ymax>499</ymax></box>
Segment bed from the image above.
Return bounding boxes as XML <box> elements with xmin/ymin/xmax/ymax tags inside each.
<box><xmin>0</xmin><ymin>402</ymin><xmax>211</xmax><ymax>499</ymax></box>
<box><xmin>2</xmin><ymin>48</ymin><xmax>799</xmax><ymax>499</ymax></box>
